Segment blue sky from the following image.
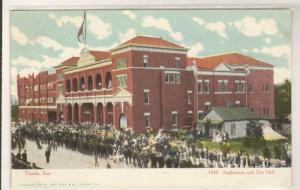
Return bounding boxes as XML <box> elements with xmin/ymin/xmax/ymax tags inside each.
<box><xmin>10</xmin><ymin>9</ymin><xmax>291</xmax><ymax>98</ymax></box>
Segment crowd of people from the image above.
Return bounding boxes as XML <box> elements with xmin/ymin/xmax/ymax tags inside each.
<box><xmin>11</xmin><ymin>122</ymin><xmax>291</xmax><ymax>169</ymax></box>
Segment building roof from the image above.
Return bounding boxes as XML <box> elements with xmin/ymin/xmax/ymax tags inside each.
<box><xmin>115</xmin><ymin>36</ymin><xmax>187</xmax><ymax>50</ymax></box>
<box><xmin>89</xmin><ymin>50</ymin><xmax>111</xmax><ymax>61</ymax></box>
<box><xmin>188</xmin><ymin>52</ymin><xmax>272</xmax><ymax>70</ymax></box>
<box><xmin>202</xmin><ymin>107</ymin><xmax>258</xmax><ymax>122</ymax></box>
<box><xmin>56</xmin><ymin>57</ymin><xmax>79</xmax><ymax>68</ymax></box>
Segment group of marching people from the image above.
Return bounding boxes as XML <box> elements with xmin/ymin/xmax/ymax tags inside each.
<box><xmin>12</xmin><ymin>122</ymin><xmax>291</xmax><ymax>168</ymax></box>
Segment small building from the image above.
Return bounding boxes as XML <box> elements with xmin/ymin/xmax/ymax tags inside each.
<box><xmin>198</xmin><ymin>107</ymin><xmax>259</xmax><ymax>139</ymax></box>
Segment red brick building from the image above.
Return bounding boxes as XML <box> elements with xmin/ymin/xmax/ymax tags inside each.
<box><xmin>17</xmin><ymin>36</ymin><xmax>275</xmax><ymax>132</ymax></box>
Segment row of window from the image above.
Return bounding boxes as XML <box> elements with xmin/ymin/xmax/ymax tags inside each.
<box><xmin>197</xmin><ymin>80</ymin><xmax>269</xmax><ymax>94</ymax></box>
<box><xmin>259</xmin><ymin>107</ymin><xmax>270</xmax><ymax>117</ymax></box>
<box><xmin>33</xmin><ymin>98</ymin><xmax>55</xmax><ymax>104</ymax></box>
<box><xmin>165</xmin><ymin>72</ymin><xmax>180</xmax><ymax>84</ymax></box>
<box><xmin>116</xmin><ymin>56</ymin><xmax>182</xmax><ymax>69</ymax></box>
<box><xmin>65</xmin><ymin>73</ymin><xmax>112</xmax><ymax>92</ymax></box>
<box><xmin>144</xmin><ymin>111</ymin><xmax>179</xmax><ymax>127</ymax></box>
<box><xmin>25</xmin><ymin>82</ymin><xmax>55</xmax><ymax>93</ymax></box>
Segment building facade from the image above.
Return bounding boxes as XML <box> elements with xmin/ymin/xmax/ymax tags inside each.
<box><xmin>17</xmin><ymin>36</ymin><xmax>275</xmax><ymax>132</ymax></box>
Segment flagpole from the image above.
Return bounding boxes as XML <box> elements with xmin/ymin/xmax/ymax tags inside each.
<box><xmin>84</xmin><ymin>10</ymin><xmax>87</xmax><ymax>48</ymax></box>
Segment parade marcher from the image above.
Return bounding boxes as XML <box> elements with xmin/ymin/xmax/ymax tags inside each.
<box><xmin>16</xmin><ymin>151</ymin><xmax>22</xmax><ymax>160</ymax></box>
<box><xmin>45</xmin><ymin>147</ymin><xmax>51</xmax><ymax>163</ymax></box>
<box><xmin>22</xmin><ymin>150</ymin><xmax>28</xmax><ymax>163</ymax></box>
<box><xmin>94</xmin><ymin>151</ymin><xmax>99</xmax><ymax>167</ymax></box>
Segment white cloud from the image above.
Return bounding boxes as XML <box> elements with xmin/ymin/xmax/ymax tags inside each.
<box><xmin>192</xmin><ymin>17</ymin><xmax>205</xmax><ymax>25</ymax></box>
<box><xmin>11</xmin><ymin>67</ymin><xmax>18</xmax><ymax>98</ymax></box>
<box><xmin>49</xmin><ymin>13</ymin><xmax>112</xmax><ymax>40</ymax></box>
<box><xmin>242</xmin><ymin>49</ymin><xmax>249</xmax><ymax>53</ymax></box>
<box><xmin>274</xmin><ymin>67</ymin><xmax>291</xmax><ymax>84</ymax></box>
<box><xmin>187</xmin><ymin>43</ymin><xmax>204</xmax><ymax>57</ymax></box>
<box><xmin>192</xmin><ymin>17</ymin><xmax>228</xmax><ymax>39</ymax></box>
<box><xmin>205</xmin><ymin>22</ymin><xmax>227</xmax><ymax>39</ymax></box>
<box><xmin>12</xmin><ymin>56</ymin><xmax>43</xmax><ymax>70</ymax></box>
<box><xmin>31</xmin><ymin>36</ymin><xmax>62</xmax><ymax>51</ymax></box>
<box><xmin>263</xmin><ymin>37</ymin><xmax>272</xmax><ymax>44</ymax></box>
<box><xmin>10</xmin><ymin>25</ymin><xmax>29</xmax><ymax>45</ymax></box>
<box><xmin>252</xmin><ymin>45</ymin><xmax>291</xmax><ymax>59</ymax></box>
<box><xmin>122</xmin><ymin>10</ymin><xmax>136</xmax><ymax>20</ymax></box>
<box><xmin>169</xmin><ymin>32</ymin><xmax>183</xmax><ymax>41</ymax></box>
<box><xmin>49</xmin><ymin>13</ymin><xmax>82</xmax><ymax>27</ymax></box>
<box><xmin>142</xmin><ymin>16</ymin><xmax>183</xmax><ymax>41</ymax></box>
<box><xmin>119</xmin><ymin>28</ymin><xmax>136</xmax><ymax>43</ymax></box>
<box><xmin>234</xmin><ymin>17</ymin><xmax>278</xmax><ymax>37</ymax></box>
<box><xmin>87</xmin><ymin>15</ymin><xmax>112</xmax><ymax>39</ymax></box>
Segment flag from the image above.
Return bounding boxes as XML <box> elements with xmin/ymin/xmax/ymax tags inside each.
<box><xmin>77</xmin><ymin>11</ymin><xmax>86</xmax><ymax>43</ymax></box>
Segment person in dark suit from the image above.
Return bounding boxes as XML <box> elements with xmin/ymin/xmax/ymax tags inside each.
<box><xmin>22</xmin><ymin>150</ymin><xmax>28</xmax><ymax>163</ymax></box>
<box><xmin>45</xmin><ymin>148</ymin><xmax>51</xmax><ymax>163</ymax></box>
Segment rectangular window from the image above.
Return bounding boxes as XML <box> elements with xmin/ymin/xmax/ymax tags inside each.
<box><xmin>235</xmin><ymin>80</ymin><xmax>240</xmax><ymax>92</ymax></box>
<box><xmin>165</xmin><ymin>73</ymin><xmax>169</xmax><ymax>83</ymax></box>
<box><xmin>197</xmin><ymin>80</ymin><xmax>203</xmax><ymax>94</ymax></box>
<box><xmin>165</xmin><ymin>72</ymin><xmax>180</xmax><ymax>84</ymax></box>
<box><xmin>58</xmin><ymin>85</ymin><xmax>63</xmax><ymax>94</ymax></box>
<box><xmin>172</xmin><ymin>111</ymin><xmax>178</xmax><ymax>126</ymax></box>
<box><xmin>230</xmin><ymin>124</ymin><xmax>236</xmax><ymax>136</ymax></box>
<box><xmin>187</xmin><ymin>91</ymin><xmax>192</xmax><ymax>104</ymax></box>
<box><xmin>240</xmin><ymin>80</ymin><xmax>245</xmax><ymax>92</ymax></box>
<box><xmin>34</xmin><ymin>85</ymin><xmax>38</xmax><ymax>91</ymax></box>
<box><xmin>170</xmin><ymin>73</ymin><xmax>175</xmax><ymax>83</ymax></box>
<box><xmin>117</xmin><ymin>74</ymin><xmax>128</xmax><ymax>88</ymax></box>
<box><xmin>116</xmin><ymin>57</ymin><xmax>127</xmax><ymax>69</ymax></box>
<box><xmin>263</xmin><ymin>83</ymin><xmax>269</xmax><ymax>92</ymax></box>
<box><xmin>204</xmin><ymin>80</ymin><xmax>210</xmax><ymax>94</ymax></box>
<box><xmin>144</xmin><ymin>90</ymin><xmax>150</xmax><ymax>104</ymax></box>
<box><xmin>144</xmin><ymin>113</ymin><xmax>150</xmax><ymax>127</ymax></box>
<box><xmin>58</xmin><ymin>73</ymin><xmax>64</xmax><ymax>80</ymax></box>
<box><xmin>175</xmin><ymin>73</ymin><xmax>180</xmax><ymax>83</ymax></box>
<box><xmin>218</xmin><ymin>80</ymin><xmax>222</xmax><ymax>92</ymax></box>
<box><xmin>224</xmin><ymin>80</ymin><xmax>228</xmax><ymax>92</ymax></box>
<box><xmin>198</xmin><ymin>111</ymin><xmax>204</xmax><ymax>121</ymax></box>
<box><xmin>205</xmin><ymin>102</ymin><xmax>211</xmax><ymax>111</ymax></box>
<box><xmin>249</xmin><ymin>84</ymin><xmax>252</xmax><ymax>92</ymax></box>
<box><xmin>143</xmin><ymin>55</ymin><xmax>149</xmax><ymax>67</ymax></box>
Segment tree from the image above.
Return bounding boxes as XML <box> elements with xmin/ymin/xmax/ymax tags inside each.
<box><xmin>11</xmin><ymin>105</ymin><xmax>19</xmax><ymax>122</ymax></box>
<box><xmin>246</xmin><ymin>121</ymin><xmax>262</xmax><ymax>138</ymax></box>
<box><xmin>275</xmin><ymin>80</ymin><xmax>291</xmax><ymax>119</ymax></box>
<box><xmin>263</xmin><ymin>146</ymin><xmax>271</xmax><ymax>159</ymax></box>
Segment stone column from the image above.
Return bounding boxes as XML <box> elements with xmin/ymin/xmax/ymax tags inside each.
<box><xmin>94</xmin><ymin>103</ymin><xmax>97</xmax><ymax>123</ymax></box>
<box><xmin>79</xmin><ymin>104</ymin><xmax>82</xmax><ymax>123</ymax></box>
<box><xmin>71</xmin><ymin>104</ymin><xmax>75</xmax><ymax>123</ymax></box>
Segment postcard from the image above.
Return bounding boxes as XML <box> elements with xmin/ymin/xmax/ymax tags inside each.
<box><xmin>9</xmin><ymin>9</ymin><xmax>292</xmax><ymax>189</ymax></box>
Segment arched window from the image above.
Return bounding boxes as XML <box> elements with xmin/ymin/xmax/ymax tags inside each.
<box><xmin>88</xmin><ymin>76</ymin><xmax>93</xmax><ymax>91</ymax></box>
<box><xmin>73</xmin><ymin>78</ymin><xmax>78</xmax><ymax>92</ymax></box>
<box><xmin>80</xmin><ymin>77</ymin><xmax>85</xmax><ymax>91</ymax></box>
<box><xmin>105</xmin><ymin>72</ymin><xmax>112</xmax><ymax>89</ymax></box>
<box><xmin>66</xmin><ymin>79</ymin><xmax>71</xmax><ymax>92</ymax></box>
<box><xmin>96</xmin><ymin>74</ymin><xmax>102</xmax><ymax>89</ymax></box>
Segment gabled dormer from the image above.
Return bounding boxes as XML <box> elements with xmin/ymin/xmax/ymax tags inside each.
<box><xmin>214</xmin><ymin>61</ymin><xmax>232</xmax><ymax>71</ymax></box>
<box><xmin>77</xmin><ymin>48</ymin><xmax>96</xmax><ymax>67</ymax></box>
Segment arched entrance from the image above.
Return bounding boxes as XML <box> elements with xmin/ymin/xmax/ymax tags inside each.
<box><xmin>81</xmin><ymin>103</ymin><xmax>94</xmax><ymax>123</ymax></box>
<box><xmin>73</xmin><ymin>103</ymin><xmax>79</xmax><ymax>123</ymax></box>
<box><xmin>67</xmin><ymin>104</ymin><xmax>72</xmax><ymax>123</ymax></box>
<box><xmin>119</xmin><ymin>114</ymin><xmax>128</xmax><ymax>129</ymax></box>
<box><xmin>97</xmin><ymin>103</ymin><xmax>103</xmax><ymax>124</ymax></box>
